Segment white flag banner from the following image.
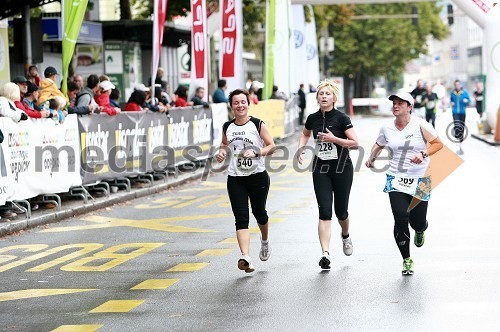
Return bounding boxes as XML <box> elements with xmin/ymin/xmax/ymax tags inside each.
<box><xmin>305</xmin><ymin>5</ymin><xmax>320</xmax><ymax>89</ymax></box>
<box><xmin>219</xmin><ymin>0</ymin><xmax>243</xmax><ymax>92</ymax></box>
<box><xmin>273</xmin><ymin>0</ymin><xmax>292</xmax><ymax>96</ymax></box>
<box><xmin>291</xmin><ymin>5</ymin><xmax>307</xmax><ymax>94</ymax></box>
<box><xmin>0</xmin><ymin>115</ymin><xmax>82</xmax><ymax>203</ymax></box>
<box><xmin>151</xmin><ymin>0</ymin><xmax>168</xmax><ymax>105</ymax></box>
<box><xmin>190</xmin><ymin>0</ymin><xmax>209</xmax><ymax>101</ymax></box>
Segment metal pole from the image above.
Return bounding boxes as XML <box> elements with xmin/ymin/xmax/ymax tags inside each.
<box><xmin>23</xmin><ymin>5</ymin><xmax>32</xmax><ymax>66</ymax></box>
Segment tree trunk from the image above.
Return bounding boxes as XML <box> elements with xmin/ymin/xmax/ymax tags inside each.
<box><xmin>120</xmin><ymin>0</ymin><xmax>132</xmax><ymax>20</ymax></box>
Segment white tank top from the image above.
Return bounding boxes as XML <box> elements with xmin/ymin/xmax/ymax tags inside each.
<box><xmin>223</xmin><ymin>117</ymin><xmax>266</xmax><ymax>176</ymax></box>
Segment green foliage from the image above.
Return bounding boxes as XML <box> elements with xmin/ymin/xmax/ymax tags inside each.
<box><xmin>131</xmin><ymin>0</ymin><xmax>191</xmax><ymax>20</ymax></box>
<box><xmin>315</xmin><ymin>3</ymin><xmax>448</xmax><ymax>81</ymax></box>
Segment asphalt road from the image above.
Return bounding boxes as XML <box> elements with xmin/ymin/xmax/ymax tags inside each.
<box><xmin>0</xmin><ymin>111</ymin><xmax>499</xmax><ymax>331</ymax></box>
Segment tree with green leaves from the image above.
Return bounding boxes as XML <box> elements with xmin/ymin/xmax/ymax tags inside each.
<box><xmin>314</xmin><ymin>3</ymin><xmax>448</xmax><ymax>99</ymax></box>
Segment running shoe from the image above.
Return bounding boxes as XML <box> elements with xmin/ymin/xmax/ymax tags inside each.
<box><xmin>402</xmin><ymin>258</ymin><xmax>414</xmax><ymax>276</ymax></box>
<box><xmin>259</xmin><ymin>240</ymin><xmax>271</xmax><ymax>261</ymax></box>
<box><xmin>238</xmin><ymin>255</ymin><xmax>255</xmax><ymax>273</ymax></box>
<box><xmin>319</xmin><ymin>251</ymin><xmax>331</xmax><ymax>269</ymax></box>
<box><xmin>414</xmin><ymin>231</ymin><xmax>425</xmax><ymax>247</ymax></box>
<box><xmin>341</xmin><ymin>234</ymin><xmax>353</xmax><ymax>256</ymax></box>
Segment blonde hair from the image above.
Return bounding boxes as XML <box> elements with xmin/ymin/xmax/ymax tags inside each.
<box><xmin>0</xmin><ymin>82</ymin><xmax>21</xmax><ymax>102</ymax></box>
<box><xmin>54</xmin><ymin>96</ymin><xmax>67</xmax><ymax>110</ymax></box>
<box><xmin>99</xmin><ymin>74</ymin><xmax>110</xmax><ymax>82</ymax></box>
<box><xmin>316</xmin><ymin>80</ymin><xmax>340</xmax><ymax>104</ymax></box>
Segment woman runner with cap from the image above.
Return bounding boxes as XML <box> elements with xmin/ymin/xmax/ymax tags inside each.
<box><xmin>216</xmin><ymin>89</ymin><xmax>276</xmax><ymax>273</ymax></box>
<box><xmin>296</xmin><ymin>80</ymin><xmax>359</xmax><ymax>270</ymax></box>
<box><xmin>365</xmin><ymin>92</ymin><xmax>443</xmax><ymax>275</ymax></box>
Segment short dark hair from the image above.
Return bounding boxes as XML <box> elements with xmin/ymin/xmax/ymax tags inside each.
<box><xmin>67</xmin><ymin>81</ymin><xmax>79</xmax><ymax>92</ymax></box>
<box><xmin>195</xmin><ymin>86</ymin><xmax>205</xmax><ymax>94</ymax></box>
<box><xmin>272</xmin><ymin>85</ymin><xmax>278</xmax><ymax>92</ymax></box>
<box><xmin>87</xmin><ymin>74</ymin><xmax>99</xmax><ymax>89</ymax></box>
<box><xmin>228</xmin><ymin>89</ymin><xmax>250</xmax><ymax>106</ymax></box>
<box><xmin>218</xmin><ymin>79</ymin><xmax>227</xmax><ymax>88</ymax></box>
<box><xmin>110</xmin><ymin>88</ymin><xmax>120</xmax><ymax>100</ymax></box>
<box><xmin>48</xmin><ymin>98</ymin><xmax>58</xmax><ymax>110</ymax></box>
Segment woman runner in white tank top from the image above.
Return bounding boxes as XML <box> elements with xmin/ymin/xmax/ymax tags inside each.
<box><xmin>216</xmin><ymin>89</ymin><xmax>276</xmax><ymax>273</ymax></box>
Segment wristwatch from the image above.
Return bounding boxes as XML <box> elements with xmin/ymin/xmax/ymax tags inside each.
<box><xmin>420</xmin><ymin>151</ymin><xmax>428</xmax><ymax>159</ymax></box>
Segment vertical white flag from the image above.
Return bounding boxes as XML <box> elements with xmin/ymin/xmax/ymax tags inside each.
<box><xmin>291</xmin><ymin>5</ymin><xmax>307</xmax><ymax>94</ymax></box>
<box><xmin>273</xmin><ymin>0</ymin><xmax>292</xmax><ymax>97</ymax></box>
<box><xmin>151</xmin><ymin>0</ymin><xmax>168</xmax><ymax>105</ymax></box>
<box><xmin>190</xmin><ymin>0</ymin><xmax>209</xmax><ymax>101</ymax></box>
<box><xmin>219</xmin><ymin>0</ymin><xmax>243</xmax><ymax>92</ymax></box>
<box><xmin>305</xmin><ymin>5</ymin><xmax>320</xmax><ymax>89</ymax></box>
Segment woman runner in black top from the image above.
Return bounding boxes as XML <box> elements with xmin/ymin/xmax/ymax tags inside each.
<box><xmin>296</xmin><ymin>80</ymin><xmax>359</xmax><ymax>270</ymax></box>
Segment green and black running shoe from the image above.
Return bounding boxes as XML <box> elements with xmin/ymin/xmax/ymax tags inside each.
<box><xmin>402</xmin><ymin>258</ymin><xmax>414</xmax><ymax>276</ymax></box>
<box><xmin>414</xmin><ymin>231</ymin><xmax>425</xmax><ymax>247</ymax></box>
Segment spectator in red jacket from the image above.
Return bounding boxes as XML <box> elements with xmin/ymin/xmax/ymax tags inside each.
<box><xmin>94</xmin><ymin>80</ymin><xmax>121</xmax><ymax>116</ymax></box>
<box><xmin>124</xmin><ymin>90</ymin><xmax>148</xmax><ymax>112</ymax></box>
<box><xmin>22</xmin><ymin>82</ymin><xmax>50</xmax><ymax>118</ymax></box>
<box><xmin>11</xmin><ymin>77</ymin><xmax>47</xmax><ymax>119</ymax></box>
<box><xmin>174</xmin><ymin>85</ymin><xmax>193</xmax><ymax>107</ymax></box>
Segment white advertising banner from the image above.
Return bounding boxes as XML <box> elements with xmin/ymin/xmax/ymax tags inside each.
<box><xmin>190</xmin><ymin>0</ymin><xmax>209</xmax><ymax>101</ymax></box>
<box><xmin>291</xmin><ymin>5</ymin><xmax>307</xmax><ymax>93</ymax></box>
<box><xmin>219</xmin><ymin>0</ymin><xmax>244</xmax><ymax>93</ymax></box>
<box><xmin>0</xmin><ymin>115</ymin><xmax>82</xmax><ymax>203</ymax></box>
<box><xmin>304</xmin><ymin>5</ymin><xmax>320</xmax><ymax>89</ymax></box>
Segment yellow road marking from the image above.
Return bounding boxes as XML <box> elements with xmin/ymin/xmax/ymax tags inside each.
<box><xmin>131</xmin><ymin>279</ymin><xmax>180</xmax><ymax>290</ymax></box>
<box><xmin>0</xmin><ymin>289</ymin><xmax>97</xmax><ymax>302</ymax></box>
<box><xmin>269</xmin><ymin>217</ymin><xmax>285</xmax><ymax>223</ymax></box>
<box><xmin>248</xmin><ymin>227</ymin><xmax>260</xmax><ymax>233</ymax></box>
<box><xmin>166</xmin><ymin>263</ymin><xmax>209</xmax><ymax>272</ymax></box>
<box><xmin>196</xmin><ymin>249</ymin><xmax>233</xmax><ymax>257</ymax></box>
<box><xmin>218</xmin><ymin>238</ymin><xmax>238</xmax><ymax>244</ymax></box>
<box><xmin>51</xmin><ymin>325</ymin><xmax>103</xmax><ymax>332</ymax></box>
<box><xmin>40</xmin><ymin>214</ymin><xmax>231</xmax><ymax>233</ymax></box>
<box><xmin>89</xmin><ymin>300</ymin><xmax>144</xmax><ymax>313</ymax></box>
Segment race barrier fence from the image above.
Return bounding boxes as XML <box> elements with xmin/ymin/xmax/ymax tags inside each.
<box><xmin>0</xmin><ymin>97</ymin><xmax>300</xmax><ymax>209</ymax></box>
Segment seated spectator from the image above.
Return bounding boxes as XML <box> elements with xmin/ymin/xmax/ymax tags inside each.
<box><xmin>46</xmin><ymin>97</ymin><xmax>67</xmax><ymax>124</ymax></box>
<box><xmin>248</xmin><ymin>87</ymin><xmax>259</xmax><ymax>105</ymax></box>
<box><xmin>76</xmin><ymin>74</ymin><xmax>101</xmax><ymax>112</ymax></box>
<box><xmin>27</xmin><ymin>65</ymin><xmax>41</xmax><ymax>86</ymax></box>
<box><xmin>67</xmin><ymin>81</ymin><xmax>94</xmax><ymax>115</ymax></box>
<box><xmin>94</xmin><ymin>80</ymin><xmax>121</xmax><ymax>116</ymax></box>
<box><xmin>23</xmin><ymin>83</ymin><xmax>50</xmax><ymax>118</ymax></box>
<box><xmin>151</xmin><ymin>85</ymin><xmax>170</xmax><ymax>113</ymax></box>
<box><xmin>72</xmin><ymin>74</ymin><xmax>84</xmax><ymax>91</ymax></box>
<box><xmin>38</xmin><ymin>66</ymin><xmax>66</xmax><ymax>105</ymax></box>
<box><xmin>110</xmin><ymin>88</ymin><xmax>121</xmax><ymax>108</ymax></box>
<box><xmin>212</xmin><ymin>79</ymin><xmax>229</xmax><ymax>103</ymax></box>
<box><xmin>11</xmin><ymin>77</ymin><xmax>46</xmax><ymax>119</ymax></box>
<box><xmin>0</xmin><ymin>82</ymin><xmax>29</xmax><ymax>122</ymax></box>
<box><xmin>270</xmin><ymin>85</ymin><xmax>287</xmax><ymax>100</ymax></box>
<box><xmin>174</xmin><ymin>85</ymin><xmax>193</xmax><ymax>107</ymax></box>
<box><xmin>191</xmin><ymin>87</ymin><xmax>209</xmax><ymax>107</ymax></box>
<box><xmin>124</xmin><ymin>90</ymin><xmax>148</xmax><ymax>112</ymax></box>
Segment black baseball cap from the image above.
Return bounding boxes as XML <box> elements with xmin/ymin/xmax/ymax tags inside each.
<box><xmin>27</xmin><ymin>82</ymin><xmax>39</xmax><ymax>94</ymax></box>
<box><xmin>12</xmin><ymin>76</ymin><xmax>29</xmax><ymax>84</ymax></box>
<box><xmin>44</xmin><ymin>66</ymin><xmax>58</xmax><ymax>77</ymax></box>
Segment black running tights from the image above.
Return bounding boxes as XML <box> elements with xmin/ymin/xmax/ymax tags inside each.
<box><xmin>227</xmin><ymin>171</ymin><xmax>270</xmax><ymax>231</ymax></box>
<box><xmin>389</xmin><ymin>192</ymin><xmax>429</xmax><ymax>259</ymax></box>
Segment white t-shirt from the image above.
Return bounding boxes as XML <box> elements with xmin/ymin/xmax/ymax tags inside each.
<box><xmin>376</xmin><ymin>116</ymin><xmax>438</xmax><ymax>178</ymax></box>
<box><xmin>223</xmin><ymin>117</ymin><xmax>266</xmax><ymax>176</ymax></box>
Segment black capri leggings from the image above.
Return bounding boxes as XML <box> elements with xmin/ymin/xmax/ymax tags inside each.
<box><xmin>227</xmin><ymin>171</ymin><xmax>270</xmax><ymax>231</ymax></box>
<box><xmin>312</xmin><ymin>163</ymin><xmax>353</xmax><ymax>221</ymax></box>
<box><xmin>389</xmin><ymin>191</ymin><xmax>429</xmax><ymax>259</ymax></box>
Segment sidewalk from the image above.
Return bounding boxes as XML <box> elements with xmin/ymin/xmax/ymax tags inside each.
<box><xmin>0</xmin><ymin>167</ymin><xmax>206</xmax><ymax>237</ymax></box>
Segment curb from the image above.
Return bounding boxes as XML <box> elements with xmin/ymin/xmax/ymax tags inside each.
<box><xmin>471</xmin><ymin>133</ymin><xmax>500</xmax><ymax>146</ymax></box>
<box><xmin>0</xmin><ymin>171</ymin><xmax>204</xmax><ymax>238</ymax></box>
